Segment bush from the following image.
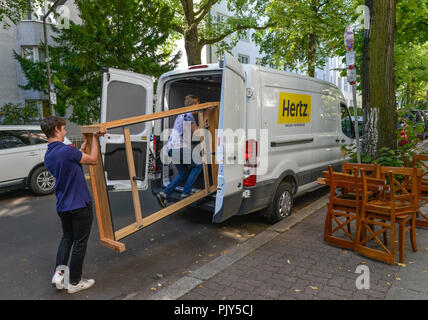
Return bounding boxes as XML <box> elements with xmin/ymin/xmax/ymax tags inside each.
<box><xmin>344</xmin><ymin>111</ymin><xmax>425</xmax><ymax>167</ymax></box>
<box><xmin>0</xmin><ymin>102</ymin><xmax>40</xmax><ymax>125</ymax></box>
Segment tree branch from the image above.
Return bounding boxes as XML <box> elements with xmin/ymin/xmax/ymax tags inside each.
<box><xmin>194</xmin><ymin>0</ymin><xmax>219</xmax><ymax>24</ymax></box>
<box><xmin>201</xmin><ymin>22</ymin><xmax>276</xmax><ymax>46</ymax></box>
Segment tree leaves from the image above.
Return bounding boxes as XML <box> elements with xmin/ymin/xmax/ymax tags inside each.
<box><xmin>15</xmin><ymin>0</ymin><xmax>180</xmax><ymax>125</ymax></box>
<box><xmin>254</xmin><ymin>0</ymin><xmax>354</xmax><ymax>76</ymax></box>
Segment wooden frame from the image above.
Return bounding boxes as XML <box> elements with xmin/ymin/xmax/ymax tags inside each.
<box><xmin>81</xmin><ymin>102</ymin><xmax>220</xmax><ymax>252</ymax></box>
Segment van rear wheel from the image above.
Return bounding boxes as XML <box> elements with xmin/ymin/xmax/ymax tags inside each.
<box><xmin>266</xmin><ymin>182</ymin><xmax>294</xmax><ymax>224</ymax></box>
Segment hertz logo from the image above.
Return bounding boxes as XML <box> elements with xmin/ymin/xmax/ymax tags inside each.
<box><xmin>278</xmin><ymin>92</ymin><xmax>312</xmax><ymax>124</ymax></box>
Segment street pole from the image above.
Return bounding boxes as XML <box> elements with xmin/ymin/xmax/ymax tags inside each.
<box><xmin>352</xmin><ymin>83</ymin><xmax>361</xmax><ymax>163</ymax></box>
<box><xmin>42</xmin><ymin>0</ymin><xmax>66</xmax><ymax>117</ymax></box>
<box><xmin>345</xmin><ymin>25</ymin><xmax>361</xmax><ymax>163</ymax></box>
<box><xmin>43</xmin><ymin>15</ymin><xmax>54</xmax><ymax>116</ymax></box>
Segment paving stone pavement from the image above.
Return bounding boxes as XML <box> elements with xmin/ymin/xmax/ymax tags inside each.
<box><xmin>174</xmin><ymin>204</ymin><xmax>428</xmax><ymax>300</ymax></box>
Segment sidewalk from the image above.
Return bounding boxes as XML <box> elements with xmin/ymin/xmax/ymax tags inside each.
<box><xmin>149</xmin><ymin>195</ymin><xmax>428</xmax><ymax>300</ymax></box>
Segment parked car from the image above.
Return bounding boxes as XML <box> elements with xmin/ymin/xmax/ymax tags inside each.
<box><xmin>99</xmin><ymin>52</ymin><xmax>354</xmax><ymax>223</ymax></box>
<box><xmin>398</xmin><ymin>109</ymin><xmax>428</xmax><ymax>140</ymax></box>
<box><xmin>0</xmin><ymin>125</ymin><xmax>73</xmax><ymax>195</ymax></box>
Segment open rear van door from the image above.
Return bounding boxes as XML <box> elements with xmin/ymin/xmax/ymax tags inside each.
<box><xmin>213</xmin><ymin>52</ymin><xmax>246</xmax><ymax>223</ymax></box>
<box><xmin>100</xmin><ymin>68</ymin><xmax>153</xmax><ymax>191</ymax></box>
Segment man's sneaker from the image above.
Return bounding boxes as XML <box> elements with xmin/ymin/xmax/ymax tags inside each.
<box><xmin>67</xmin><ymin>278</ymin><xmax>95</xmax><ymax>294</ymax></box>
<box><xmin>51</xmin><ymin>271</ymin><xmax>64</xmax><ymax>290</ymax></box>
<box><xmin>181</xmin><ymin>192</ymin><xmax>191</xmax><ymax>198</ymax></box>
<box><xmin>156</xmin><ymin>192</ymin><xmax>167</xmax><ymax>208</ymax></box>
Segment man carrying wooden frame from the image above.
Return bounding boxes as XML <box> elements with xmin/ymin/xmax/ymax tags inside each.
<box><xmin>81</xmin><ymin>101</ymin><xmax>219</xmax><ymax>253</ymax></box>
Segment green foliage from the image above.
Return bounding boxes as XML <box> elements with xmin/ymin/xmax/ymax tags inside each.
<box><xmin>15</xmin><ymin>0</ymin><xmax>180</xmax><ymax>125</ymax></box>
<box><xmin>253</xmin><ymin>0</ymin><xmax>354</xmax><ymax>76</ymax></box>
<box><xmin>344</xmin><ymin>110</ymin><xmax>424</xmax><ymax>166</ymax></box>
<box><xmin>163</xmin><ymin>0</ymin><xmax>271</xmax><ymax>64</ymax></box>
<box><xmin>0</xmin><ymin>102</ymin><xmax>40</xmax><ymax>125</ymax></box>
<box><xmin>0</xmin><ymin>0</ymin><xmax>43</xmax><ymax>28</ymax></box>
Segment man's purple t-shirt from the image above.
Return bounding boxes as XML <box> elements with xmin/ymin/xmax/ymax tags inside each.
<box><xmin>44</xmin><ymin>142</ymin><xmax>91</xmax><ymax>212</ymax></box>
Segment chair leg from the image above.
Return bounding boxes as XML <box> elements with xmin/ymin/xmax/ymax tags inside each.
<box><xmin>411</xmin><ymin>212</ymin><xmax>418</xmax><ymax>252</ymax></box>
<box><xmin>347</xmin><ymin>215</ymin><xmax>352</xmax><ymax>234</ymax></box>
<box><xmin>399</xmin><ymin>220</ymin><xmax>405</xmax><ymax>264</ymax></box>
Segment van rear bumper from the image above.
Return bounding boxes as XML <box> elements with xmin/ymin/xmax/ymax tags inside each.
<box><xmin>237</xmin><ymin>180</ymin><xmax>276</xmax><ymax>216</ymax></box>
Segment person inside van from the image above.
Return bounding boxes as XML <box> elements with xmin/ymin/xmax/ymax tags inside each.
<box><xmin>156</xmin><ymin>94</ymin><xmax>203</xmax><ymax>207</ymax></box>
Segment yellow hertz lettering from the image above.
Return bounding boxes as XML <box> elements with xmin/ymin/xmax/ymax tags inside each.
<box><xmin>278</xmin><ymin>93</ymin><xmax>311</xmax><ymax>124</ymax></box>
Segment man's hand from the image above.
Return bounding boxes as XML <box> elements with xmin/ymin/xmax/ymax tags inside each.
<box><xmin>80</xmin><ymin>141</ymin><xmax>87</xmax><ymax>153</ymax></box>
<box><xmin>94</xmin><ymin>130</ymin><xmax>106</xmax><ymax>138</ymax></box>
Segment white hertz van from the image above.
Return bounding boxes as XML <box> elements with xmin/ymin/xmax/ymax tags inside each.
<box><xmin>99</xmin><ymin>52</ymin><xmax>355</xmax><ymax>223</ymax></box>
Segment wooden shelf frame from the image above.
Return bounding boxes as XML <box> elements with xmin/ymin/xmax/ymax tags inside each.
<box><xmin>81</xmin><ymin>102</ymin><xmax>220</xmax><ymax>252</ymax></box>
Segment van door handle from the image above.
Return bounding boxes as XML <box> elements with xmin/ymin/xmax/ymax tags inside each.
<box><xmin>28</xmin><ymin>152</ymin><xmax>38</xmax><ymax>156</ymax></box>
<box><xmin>335</xmin><ymin>139</ymin><xmax>340</xmax><ymax>143</ymax></box>
<box><xmin>341</xmin><ymin>139</ymin><xmax>346</xmax><ymax>143</ymax></box>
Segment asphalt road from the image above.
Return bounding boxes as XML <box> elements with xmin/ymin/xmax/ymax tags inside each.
<box><xmin>0</xmin><ymin>183</ymin><xmax>327</xmax><ymax>300</ymax></box>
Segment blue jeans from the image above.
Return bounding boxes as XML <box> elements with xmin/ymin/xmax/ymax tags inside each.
<box><xmin>163</xmin><ymin>148</ymin><xmax>202</xmax><ymax>196</ymax></box>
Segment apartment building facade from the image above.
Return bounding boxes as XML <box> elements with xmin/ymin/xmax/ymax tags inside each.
<box><xmin>0</xmin><ymin>0</ymin><xmax>80</xmax><ymax>118</ymax></box>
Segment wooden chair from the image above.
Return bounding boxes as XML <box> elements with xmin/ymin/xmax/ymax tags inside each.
<box><xmin>355</xmin><ymin>167</ymin><xmax>422</xmax><ymax>264</ymax></box>
<box><xmin>404</xmin><ymin>154</ymin><xmax>428</xmax><ymax>228</ymax></box>
<box><xmin>342</xmin><ymin>162</ymin><xmax>381</xmax><ymax>179</ymax></box>
<box><xmin>324</xmin><ymin>165</ymin><xmax>363</xmax><ymax>250</ymax></box>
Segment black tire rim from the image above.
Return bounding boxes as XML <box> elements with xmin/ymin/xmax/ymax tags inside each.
<box><xmin>36</xmin><ymin>171</ymin><xmax>55</xmax><ymax>192</ymax></box>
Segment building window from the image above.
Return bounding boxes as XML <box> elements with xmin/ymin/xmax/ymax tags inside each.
<box><xmin>25</xmin><ymin>100</ymin><xmax>48</xmax><ymax>118</ymax></box>
<box><xmin>238</xmin><ymin>54</ymin><xmax>249</xmax><ymax>64</ymax></box>
<box><xmin>255</xmin><ymin>57</ymin><xmax>263</xmax><ymax>65</ymax></box>
<box><xmin>216</xmin><ymin>12</ymin><xmax>228</xmax><ymax>32</ymax></box>
<box><xmin>239</xmin><ymin>30</ymin><xmax>250</xmax><ymax>42</ymax></box>
<box><xmin>21</xmin><ymin>46</ymin><xmax>45</xmax><ymax>63</ymax></box>
<box><xmin>22</xmin><ymin>0</ymin><xmax>57</xmax><ymax>24</ymax></box>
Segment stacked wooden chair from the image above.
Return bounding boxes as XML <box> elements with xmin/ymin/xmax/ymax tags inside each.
<box><xmin>323</xmin><ymin>163</ymin><xmax>383</xmax><ymax>250</ymax></box>
<box><xmin>354</xmin><ymin>166</ymin><xmax>422</xmax><ymax>264</ymax></box>
<box><xmin>404</xmin><ymin>154</ymin><xmax>428</xmax><ymax>228</ymax></box>
<box><xmin>323</xmin><ymin>165</ymin><xmax>363</xmax><ymax>250</ymax></box>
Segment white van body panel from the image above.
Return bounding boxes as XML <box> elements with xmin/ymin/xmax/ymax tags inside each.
<box><xmin>100</xmin><ymin>68</ymin><xmax>153</xmax><ymax>191</ymax></box>
<box><xmin>213</xmin><ymin>52</ymin><xmax>246</xmax><ymax>223</ymax></box>
<box><xmin>103</xmin><ymin>61</ymin><xmax>353</xmax><ymax>222</ymax></box>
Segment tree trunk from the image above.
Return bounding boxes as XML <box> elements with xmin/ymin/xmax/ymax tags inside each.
<box><xmin>184</xmin><ymin>25</ymin><xmax>203</xmax><ymax>66</ymax></box>
<box><xmin>308</xmin><ymin>33</ymin><xmax>316</xmax><ymax>77</ymax></box>
<box><xmin>362</xmin><ymin>0</ymin><xmax>397</xmax><ymax>158</ymax></box>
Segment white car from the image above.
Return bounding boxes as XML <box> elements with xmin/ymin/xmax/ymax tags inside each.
<box><xmin>0</xmin><ymin>125</ymin><xmax>73</xmax><ymax>195</ymax></box>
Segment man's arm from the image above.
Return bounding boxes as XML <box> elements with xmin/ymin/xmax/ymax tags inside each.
<box><xmin>80</xmin><ymin>131</ymin><xmax>104</xmax><ymax>165</ymax></box>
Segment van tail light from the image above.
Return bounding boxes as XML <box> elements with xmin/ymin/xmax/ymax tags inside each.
<box><xmin>189</xmin><ymin>65</ymin><xmax>208</xmax><ymax>70</ymax></box>
<box><xmin>243</xmin><ymin>140</ymin><xmax>257</xmax><ymax>187</ymax></box>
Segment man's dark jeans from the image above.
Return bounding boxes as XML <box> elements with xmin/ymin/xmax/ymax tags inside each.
<box><xmin>56</xmin><ymin>203</ymin><xmax>93</xmax><ymax>284</ymax></box>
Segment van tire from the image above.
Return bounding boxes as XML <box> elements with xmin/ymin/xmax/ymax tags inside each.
<box><xmin>266</xmin><ymin>181</ymin><xmax>294</xmax><ymax>224</ymax></box>
<box><xmin>29</xmin><ymin>166</ymin><xmax>56</xmax><ymax>196</ymax></box>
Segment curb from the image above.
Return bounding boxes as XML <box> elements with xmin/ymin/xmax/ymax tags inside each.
<box><xmin>143</xmin><ymin>194</ymin><xmax>329</xmax><ymax>300</ymax></box>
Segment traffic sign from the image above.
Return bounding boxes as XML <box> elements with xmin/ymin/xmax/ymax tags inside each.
<box><xmin>344</xmin><ymin>26</ymin><xmax>354</xmax><ymax>52</ymax></box>
<box><xmin>347</xmin><ymin>67</ymin><xmax>357</xmax><ymax>83</ymax></box>
<box><xmin>346</xmin><ymin>51</ymin><xmax>356</xmax><ymax>66</ymax></box>
<box><xmin>50</xmin><ymin>92</ymin><xmax>57</xmax><ymax>105</ymax></box>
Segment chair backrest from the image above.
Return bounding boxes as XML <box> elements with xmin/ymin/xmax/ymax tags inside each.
<box><xmin>380</xmin><ymin>166</ymin><xmax>422</xmax><ymax>207</ymax></box>
<box><xmin>342</xmin><ymin>162</ymin><xmax>381</xmax><ymax>178</ymax></box>
<box><xmin>412</xmin><ymin>154</ymin><xmax>428</xmax><ymax>185</ymax></box>
<box><xmin>326</xmin><ymin>165</ymin><xmax>364</xmax><ymax>203</ymax></box>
